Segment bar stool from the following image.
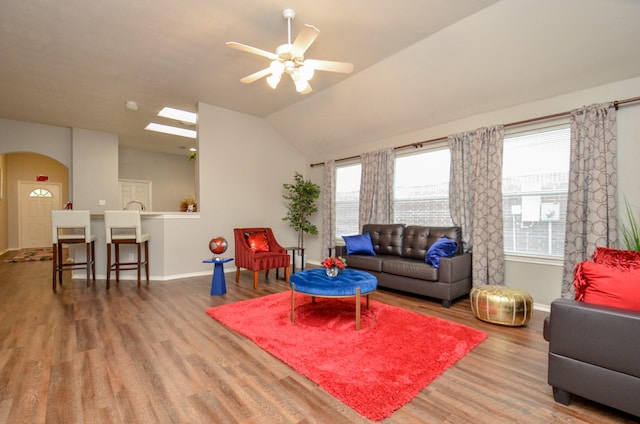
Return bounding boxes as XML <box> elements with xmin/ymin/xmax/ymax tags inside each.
<box><xmin>51</xmin><ymin>210</ymin><xmax>96</xmax><ymax>292</ymax></box>
<box><xmin>104</xmin><ymin>210</ymin><xmax>150</xmax><ymax>289</ymax></box>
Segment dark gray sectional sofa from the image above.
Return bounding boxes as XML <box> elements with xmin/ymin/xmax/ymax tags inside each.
<box><xmin>335</xmin><ymin>223</ymin><xmax>472</xmax><ymax>307</ymax></box>
<box><xmin>543</xmin><ymin>298</ymin><xmax>640</xmax><ymax>417</ymax></box>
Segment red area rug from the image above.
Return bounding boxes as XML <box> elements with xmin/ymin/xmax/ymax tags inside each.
<box><xmin>4</xmin><ymin>247</ymin><xmax>53</xmax><ymax>263</ymax></box>
<box><xmin>206</xmin><ymin>292</ymin><xmax>487</xmax><ymax>421</ymax></box>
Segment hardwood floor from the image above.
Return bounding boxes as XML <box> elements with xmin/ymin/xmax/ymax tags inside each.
<box><xmin>0</xmin><ymin>252</ymin><xmax>637</xmax><ymax>423</ymax></box>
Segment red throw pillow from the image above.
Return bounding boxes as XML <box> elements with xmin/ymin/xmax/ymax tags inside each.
<box><xmin>593</xmin><ymin>246</ymin><xmax>640</xmax><ymax>270</ymax></box>
<box><xmin>246</xmin><ymin>232</ymin><xmax>270</xmax><ymax>252</ymax></box>
<box><xmin>577</xmin><ymin>261</ymin><xmax>640</xmax><ymax>311</ymax></box>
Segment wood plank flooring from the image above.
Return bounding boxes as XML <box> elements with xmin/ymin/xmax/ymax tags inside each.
<box><xmin>0</xmin><ymin>252</ymin><xmax>637</xmax><ymax>423</ymax></box>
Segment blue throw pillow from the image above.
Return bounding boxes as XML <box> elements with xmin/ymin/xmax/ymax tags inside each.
<box><xmin>342</xmin><ymin>233</ymin><xmax>376</xmax><ymax>256</ymax></box>
<box><xmin>425</xmin><ymin>237</ymin><xmax>458</xmax><ymax>268</ymax></box>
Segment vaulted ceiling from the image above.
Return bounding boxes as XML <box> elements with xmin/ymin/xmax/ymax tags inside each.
<box><xmin>1</xmin><ymin>0</ymin><xmax>639</xmax><ymax>158</ymax></box>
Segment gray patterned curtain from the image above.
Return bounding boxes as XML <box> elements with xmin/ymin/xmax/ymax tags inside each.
<box><xmin>448</xmin><ymin>125</ymin><xmax>505</xmax><ymax>286</ymax></box>
<box><xmin>562</xmin><ymin>103</ymin><xmax>617</xmax><ymax>298</ymax></box>
<box><xmin>359</xmin><ymin>148</ymin><xmax>395</xmax><ymax>228</ymax></box>
<box><xmin>321</xmin><ymin>160</ymin><xmax>336</xmax><ymax>257</ymax></box>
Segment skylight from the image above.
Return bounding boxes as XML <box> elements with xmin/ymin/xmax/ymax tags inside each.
<box><xmin>145</xmin><ymin>123</ymin><xmax>197</xmax><ymax>139</ymax></box>
<box><xmin>158</xmin><ymin>107</ymin><xmax>197</xmax><ymax>124</ymax></box>
<box><xmin>144</xmin><ymin>106</ymin><xmax>198</xmax><ymax>139</ymax></box>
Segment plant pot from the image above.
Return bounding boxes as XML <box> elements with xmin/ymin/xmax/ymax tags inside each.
<box><xmin>294</xmin><ymin>254</ymin><xmax>306</xmax><ymax>270</ymax></box>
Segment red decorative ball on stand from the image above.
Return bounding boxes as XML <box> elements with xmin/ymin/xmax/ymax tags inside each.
<box><xmin>209</xmin><ymin>237</ymin><xmax>228</xmax><ymax>259</ymax></box>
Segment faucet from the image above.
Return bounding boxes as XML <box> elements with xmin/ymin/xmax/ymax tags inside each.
<box><xmin>124</xmin><ymin>200</ymin><xmax>146</xmax><ymax>211</ymax></box>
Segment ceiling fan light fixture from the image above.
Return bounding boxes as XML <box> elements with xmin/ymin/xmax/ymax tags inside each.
<box><xmin>298</xmin><ymin>64</ymin><xmax>314</xmax><ymax>81</ymax></box>
<box><xmin>266</xmin><ymin>74</ymin><xmax>281</xmax><ymax>89</ymax></box>
<box><xmin>226</xmin><ymin>8</ymin><xmax>353</xmax><ymax>94</ymax></box>
<box><xmin>294</xmin><ymin>77</ymin><xmax>310</xmax><ymax>93</ymax></box>
<box><xmin>269</xmin><ymin>60</ymin><xmax>285</xmax><ymax>76</ymax></box>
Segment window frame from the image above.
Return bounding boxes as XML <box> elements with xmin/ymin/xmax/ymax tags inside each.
<box><xmin>502</xmin><ymin>121</ymin><xmax>570</xmax><ymax>265</ymax></box>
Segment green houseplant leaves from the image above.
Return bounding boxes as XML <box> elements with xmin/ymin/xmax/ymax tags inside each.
<box><xmin>282</xmin><ymin>172</ymin><xmax>321</xmax><ymax>250</ymax></box>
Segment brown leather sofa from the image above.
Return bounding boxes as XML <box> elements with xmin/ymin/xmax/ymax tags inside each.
<box><xmin>335</xmin><ymin>223</ymin><xmax>472</xmax><ymax>307</ymax></box>
<box><xmin>543</xmin><ymin>298</ymin><xmax>640</xmax><ymax>417</ymax></box>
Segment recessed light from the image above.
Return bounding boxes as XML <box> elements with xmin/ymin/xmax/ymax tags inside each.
<box><xmin>145</xmin><ymin>123</ymin><xmax>197</xmax><ymax>139</ymax></box>
<box><xmin>158</xmin><ymin>107</ymin><xmax>197</xmax><ymax>124</ymax></box>
<box><xmin>125</xmin><ymin>101</ymin><xmax>138</xmax><ymax>111</ymax></box>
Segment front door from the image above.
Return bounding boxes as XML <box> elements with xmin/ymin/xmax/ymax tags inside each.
<box><xmin>18</xmin><ymin>181</ymin><xmax>62</xmax><ymax>248</ymax></box>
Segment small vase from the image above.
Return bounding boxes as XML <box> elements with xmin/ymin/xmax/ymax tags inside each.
<box><xmin>325</xmin><ymin>267</ymin><xmax>339</xmax><ymax>278</ymax></box>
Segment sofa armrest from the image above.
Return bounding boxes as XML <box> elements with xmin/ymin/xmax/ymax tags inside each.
<box><xmin>438</xmin><ymin>252</ymin><xmax>471</xmax><ymax>284</ymax></box>
<box><xmin>548</xmin><ymin>298</ymin><xmax>640</xmax><ymax>378</ymax></box>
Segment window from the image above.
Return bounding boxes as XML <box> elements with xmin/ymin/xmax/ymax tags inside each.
<box><xmin>502</xmin><ymin>125</ymin><xmax>570</xmax><ymax>257</ymax></box>
<box><xmin>29</xmin><ymin>188</ymin><xmax>52</xmax><ymax>197</ymax></box>
<box><xmin>335</xmin><ymin>164</ymin><xmax>361</xmax><ymax>237</ymax></box>
<box><xmin>394</xmin><ymin>148</ymin><xmax>453</xmax><ymax>226</ymax></box>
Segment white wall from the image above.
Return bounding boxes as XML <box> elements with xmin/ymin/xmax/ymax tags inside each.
<box><xmin>193</xmin><ymin>102</ymin><xmax>307</xmax><ymax>264</ymax></box>
<box><xmin>119</xmin><ymin>146</ymin><xmax>196</xmax><ymax>212</ymax></box>
<box><xmin>72</xmin><ymin>128</ymin><xmax>119</xmax><ymax>212</ymax></box>
<box><xmin>0</xmin><ymin>118</ymin><xmax>71</xmax><ymax>167</ymax></box>
<box><xmin>306</xmin><ymin>76</ymin><xmax>640</xmax><ymax>308</ymax></box>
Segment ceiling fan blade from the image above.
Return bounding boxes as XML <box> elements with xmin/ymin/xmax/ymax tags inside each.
<box><xmin>291</xmin><ymin>24</ymin><xmax>320</xmax><ymax>58</ymax></box>
<box><xmin>300</xmin><ymin>83</ymin><xmax>313</xmax><ymax>95</ymax></box>
<box><xmin>240</xmin><ymin>68</ymin><xmax>272</xmax><ymax>84</ymax></box>
<box><xmin>226</xmin><ymin>41</ymin><xmax>278</xmax><ymax>60</ymax></box>
<box><xmin>304</xmin><ymin>59</ymin><xmax>354</xmax><ymax>74</ymax></box>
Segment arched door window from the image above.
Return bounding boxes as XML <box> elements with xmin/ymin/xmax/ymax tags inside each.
<box><xmin>29</xmin><ymin>188</ymin><xmax>53</xmax><ymax>198</ymax></box>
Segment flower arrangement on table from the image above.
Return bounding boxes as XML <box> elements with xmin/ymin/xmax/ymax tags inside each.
<box><xmin>321</xmin><ymin>256</ymin><xmax>347</xmax><ymax>277</ymax></box>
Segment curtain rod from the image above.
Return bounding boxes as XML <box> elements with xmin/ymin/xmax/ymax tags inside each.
<box><xmin>310</xmin><ymin>94</ymin><xmax>640</xmax><ymax>167</ymax></box>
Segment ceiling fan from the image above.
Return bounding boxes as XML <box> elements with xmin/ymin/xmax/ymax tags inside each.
<box><xmin>226</xmin><ymin>8</ymin><xmax>354</xmax><ymax>94</ymax></box>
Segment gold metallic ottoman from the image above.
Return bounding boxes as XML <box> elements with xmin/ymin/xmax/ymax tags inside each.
<box><xmin>470</xmin><ymin>285</ymin><xmax>533</xmax><ymax>326</ymax></box>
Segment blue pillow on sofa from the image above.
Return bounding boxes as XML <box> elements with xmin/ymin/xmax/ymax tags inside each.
<box><xmin>342</xmin><ymin>233</ymin><xmax>376</xmax><ymax>256</ymax></box>
<box><xmin>425</xmin><ymin>237</ymin><xmax>458</xmax><ymax>268</ymax></box>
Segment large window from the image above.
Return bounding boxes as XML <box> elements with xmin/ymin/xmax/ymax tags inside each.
<box><xmin>335</xmin><ymin>164</ymin><xmax>361</xmax><ymax>237</ymax></box>
<box><xmin>394</xmin><ymin>148</ymin><xmax>452</xmax><ymax>226</ymax></box>
<box><xmin>335</xmin><ymin>125</ymin><xmax>570</xmax><ymax>259</ymax></box>
<box><xmin>502</xmin><ymin>126</ymin><xmax>570</xmax><ymax>257</ymax></box>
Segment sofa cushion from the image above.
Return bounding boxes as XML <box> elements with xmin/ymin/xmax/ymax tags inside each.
<box><xmin>577</xmin><ymin>261</ymin><xmax>640</xmax><ymax>311</ymax></box>
<box><xmin>402</xmin><ymin>226</ymin><xmax>429</xmax><ymax>260</ymax></box>
<box><xmin>383</xmin><ymin>257</ymin><xmax>439</xmax><ymax>281</ymax></box>
<box><xmin>342</xmin><ymin>233</ymin><xmax>376</xmax><ymax>256</ymax></box>
<box><xmin>362</xmin><ymin>224</ymin><xmax>405</xmax><ymax>256</ymax></box>
<box><xmin>425</xmin><ymin>237</ymin><xmax>458</xmax><ymax>269</ymax></box>
<box><xmin>343</xmin><ymin>254</ymin><xmax>384</xmax><ymax>272</ymax></box>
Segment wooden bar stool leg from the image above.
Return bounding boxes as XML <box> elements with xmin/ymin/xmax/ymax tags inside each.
<box><xmin>144</xmin><ymin>240</ymin><xmax>149</xmax><ymax>282</ymax></box>
<box><xmin>106</xmin><ymin>243</ymin><xmax>111</xmax><ymax>290</ymax></box>
<box><xmin>85</xmin><ymin>242</ymin><xmax>91</xmax><ymax>286</ymax></box>
<box><xmin>115</xmin><ymin>244</ymin><xmax>120</xmax><ymax>283</ymax></box>
<box><xmin>91</xmin><ymin>241</ymin><xmax>96</xmax><ymax>282</ymax></box>
<box><xmin>137</xmin><ymin>243</ymin><xmax>142</xmax><ymax>288</ymax></box>
<box><xmin>52</xmin><ymin>243</ymin><xmax>58</xmax><ymax>292</ymax></box>
<box><xmin>57</xmin><ymin>242</ymin><xmax>64</xmax><ymax>286</ymax></box>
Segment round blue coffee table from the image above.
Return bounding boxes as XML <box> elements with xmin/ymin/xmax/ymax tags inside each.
<box><xmin>289</xmin><ymin>268</ymin><xmax>377</xmax><ymax>330</ymax></box>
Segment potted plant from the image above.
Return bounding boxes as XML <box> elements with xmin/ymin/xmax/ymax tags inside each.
<box><xmin>282</xmin><ymin>172</ymin><xmax>321</xmax><ymax>265</ymax></box>
<box><xmin>621</xmin><ymin>198</ymin><xmax>640</xmax><ymax>251</ymax></box>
